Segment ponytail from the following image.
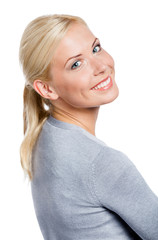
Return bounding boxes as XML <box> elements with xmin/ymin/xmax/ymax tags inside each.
<box><xmin>20</xmin><ymin>85</ymin><xmax>50</xmax><ymax>179</ymax></box>
<box><xmin>19</xmin><ymin>14</ymin><xmax>87</xmax><ymax>180</ymax></box>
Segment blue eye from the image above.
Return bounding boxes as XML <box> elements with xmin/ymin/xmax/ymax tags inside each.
<box><xmin>71</xmin><ymin>44</ymin><xmax>101</xmax><ymax>70</ymax></box>
<box><xmin>71</xmin><ymin>60</ymin><xmax>81</xmax><ymax>70</ymax></box>
<box><xmin>93</xmin><ymin>44</ymin><xmax>101</xmax><ymax>53</ymax></box>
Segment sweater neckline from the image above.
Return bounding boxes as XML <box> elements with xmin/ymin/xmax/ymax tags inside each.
<box><xmin>47</xmin><ymin>115</ymin><xmax>107</xmax><ymax>146</ymax></box>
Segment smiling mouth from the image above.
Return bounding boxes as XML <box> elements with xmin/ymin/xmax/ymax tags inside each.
<box><xmin>90</xmin><ymin>76</ymin><xmax>113</xmax><ymax>91</ymax></box>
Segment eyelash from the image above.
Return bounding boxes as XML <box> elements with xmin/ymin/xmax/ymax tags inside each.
<box><xmin>71</xmin><ymin>43</ymin><xmax>102</xmax><ymax>70</ymax></box>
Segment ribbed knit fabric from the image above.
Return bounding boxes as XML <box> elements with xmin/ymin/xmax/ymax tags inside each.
<box><xmin>31</xmin><ymin>115</ymin><xmax>158</xmax><ymax>240</ymax></box>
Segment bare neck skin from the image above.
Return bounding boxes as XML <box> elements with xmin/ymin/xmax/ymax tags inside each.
<box><xmin>51</xmin><ymin>101</ymin><xmax>99</xmax><ymax>136</ymax></box>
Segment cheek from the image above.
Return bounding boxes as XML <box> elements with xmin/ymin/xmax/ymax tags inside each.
<box><xmin>52</xmin><ymin>65</ymin><xmax>91</xmax><ymax>98</ymax></box>
<box><xmin>102</xmin><ymin>49</ymin><xmax>115</xmax><ymax>67</ymax></box>
<box><xmin>63</xmin><ymin>72</ymin><xmax>90</xmax><ymax>92</ymax></box>
<box><xmin>106</xmin><ymin>52</ymin><xmax>115</xmax><ymax>67</ymax></box>
<box><xmin>109</xmin><ymin>55</ymin><xmax>115</xmax><ymax>67</ymax></box>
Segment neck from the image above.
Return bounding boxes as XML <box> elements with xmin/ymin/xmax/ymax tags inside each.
<box><xmin>50</xmin><ymin>103</ymin><xmax>99</xmax><ymax>136</ymax></box>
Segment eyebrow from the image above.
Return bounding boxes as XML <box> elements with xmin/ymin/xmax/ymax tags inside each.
<box><xmin>64</xmin><ymin>37</ymin><xmax>99</xmax><ymax>67</ymax></box>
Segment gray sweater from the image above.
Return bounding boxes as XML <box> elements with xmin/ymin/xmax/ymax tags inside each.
<box><xmin>31</xmin><ymin>115</ymin><xmax>158</xmax><ymax>240</ymax></box>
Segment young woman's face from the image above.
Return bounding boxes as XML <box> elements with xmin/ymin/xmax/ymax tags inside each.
<box><xmin>49</xmin><ymin>23</ymin><xmax>119</xmax><ymax>108</ymax></box>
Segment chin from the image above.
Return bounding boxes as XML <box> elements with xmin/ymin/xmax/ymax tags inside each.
<box><xmin>102</xmin><ymin>87</ymin><xmax>119</xmax><ymax>105</ymax></box>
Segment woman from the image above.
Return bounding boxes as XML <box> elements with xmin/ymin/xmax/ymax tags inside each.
<box><xmin>19</xmin><ymin>14</ymin><xmax>158</xmax><ymax>240</ymax></box>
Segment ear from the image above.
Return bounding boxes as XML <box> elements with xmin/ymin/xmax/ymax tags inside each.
<box><xmin>33</xmin><ymin>80</ymin><xmax>59</xmax><ymax>100</ymax></box>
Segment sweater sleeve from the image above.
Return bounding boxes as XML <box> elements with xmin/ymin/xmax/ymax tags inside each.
<box><xmin>91</xmin><ymin>146</ymin><xmax>158</xmax><ymax>240</ymax></box>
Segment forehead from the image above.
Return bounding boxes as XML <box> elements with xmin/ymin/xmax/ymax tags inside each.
<box><xmin>52</xmin><ymin>23</ymin><xmax>96</xmax><ymax>65</ymax></box>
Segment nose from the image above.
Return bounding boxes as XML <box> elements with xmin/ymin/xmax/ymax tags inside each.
<box><xmin>91</xmin><ymin>57</ymin><xmax>107</xmax><ymax>76</ymax></box>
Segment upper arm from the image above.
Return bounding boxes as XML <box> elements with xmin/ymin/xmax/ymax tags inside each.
<box><xmin>91</xmin><ymin>147</ymin><xmax>158</xmax><ymax>240</ymax></box>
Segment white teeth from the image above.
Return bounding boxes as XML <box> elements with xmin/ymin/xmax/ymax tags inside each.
<box><xmin>102</xmin><ymin>81</ymin><xmax>107</xmax><ymax>87</ymax></box>
<box><xmin>92</xmin><ymin>77</ymin><xmax>111</xmax><ymax>90</ymax></box>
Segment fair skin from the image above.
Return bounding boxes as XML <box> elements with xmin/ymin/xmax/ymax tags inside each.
<box><xmin>34</xmin><ymin>23</ymin><xmax>119</xmax><ymax>136</ymax></box>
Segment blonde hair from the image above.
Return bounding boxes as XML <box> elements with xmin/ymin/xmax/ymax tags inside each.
<box><xmin>19</xmin><ymin>14</ymin><xmax>87</xmax><ymax>180</ymax></box>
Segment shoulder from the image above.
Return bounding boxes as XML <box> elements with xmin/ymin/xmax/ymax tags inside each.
<box><xmin>39</xmin><ymin>119</ymin><xmax>106</xmax><ymax>160</ymax></box>
<box><xmin>37</xmin><ymin>118</ymin><xmax>134</xmax><ymax>170</ymax></box>
<box><xmin>90</xmin><ymin>146</ymin><xmax>136</xmax><ymax>189</ymax></box>
<box><xmin>89</xmin><ymin>146</ymin><xmax>142</xmax><ymax>205</ymax></box>
<box><xmin>92</xmin><ymin>145</ymin><xmax>134</xmax><ymax>170</ymax></box>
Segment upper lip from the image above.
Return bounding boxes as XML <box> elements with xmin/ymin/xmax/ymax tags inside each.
<box><xmin>90</xmin><ymin>75</ymin><xmax>110</xmax><ymax>89</ymax></box>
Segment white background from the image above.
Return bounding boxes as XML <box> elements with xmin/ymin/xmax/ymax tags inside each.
<box><xmin>0</xmin><ymin>0</ymin><xmax>158</xmax><ymax>239</ymax></box>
